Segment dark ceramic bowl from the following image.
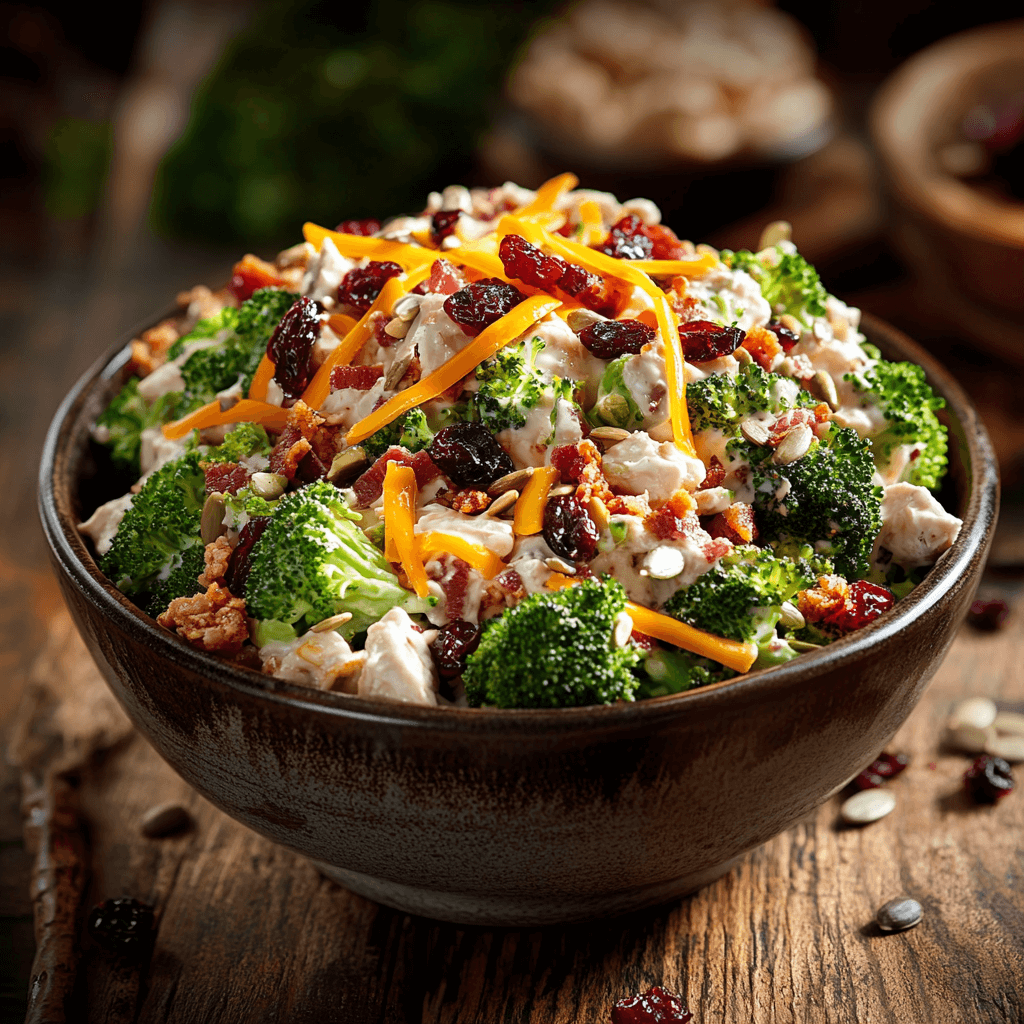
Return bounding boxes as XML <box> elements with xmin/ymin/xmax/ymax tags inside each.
<box><xmin>39</xmin><ymin>312</ymin><xmax>997</xmax><ymax>926</ymax></box>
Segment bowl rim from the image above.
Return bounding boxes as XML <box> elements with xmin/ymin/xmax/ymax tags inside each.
<box><xmin>39</xmin><ymin>308</ymin><xmax>999</xmax><ymax>734</ymax></box>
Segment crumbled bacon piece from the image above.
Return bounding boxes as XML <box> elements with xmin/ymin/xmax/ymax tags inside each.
<box><xmin>198</xmin><ymin>536</ymin><xmax>234</xmax><ymax>588</ymax></box>
<box><xmin>700</xmin><ymin>455</ymin><xmax>725</xmax><ymax>490</ymax></box>
<box><xmin>708</xmin><ymin>502</ymin><xmax>758</xmax><ymax>544</ymax></box>
<box><xmin>701</xmin><ymin>536</ymin><xmax>733</xmax><ymax>563</ymax></box>
<box><xmin>606</xmin><ymin>493</ymin><xmax>651</xmax><ymax>518</ymax></box>
<box><xmin>571</xmin><ymin>439</ymin><xmax>613</xmax><ymax>504</ymax></box>
<box><xmin>767</xmin><ymin>407</ymin><xmax>817</xmax><ymax>447</ymax></box>
<box><xmin>645</xmin><ymin>491</ymin><xmax>699</xmax><ymax>540</ymax></box>
<box><xmin>551</xmin><ymin>444</ymin><xmax>586</xmax><ymax>482</ymax></box>
<box><xmin>741</xmin><ymin>324</ymin><xmax>783</xmax><ymax>370</ymax></box>
<box><xmin>229</xmin><ymin>253</ymin><xmax>284</xmax><ymax>302</ymax></box>
<box><xmin>157</xmin><ymin>582</ymin><xmax>249</xmax><ymax>653</ymax></box>
<box><xmin>352</xmin><ymin>447</ymin><xmax>442</xmax><ymax>507</ymax></box>
<box><xmin>813</xmin><ymin>402</ymin><xmax>832</xmax><ymax>423</ymax></box>
<box><xmin>494</xmin><ymin>568</ymin><xmax>525</xmax><ymax>599</ymax></box>
<box><xmin>330</xmin><ymin>364</ymin><xmax>384</xmax><ymax>391</ymax></box>
<box><xmin>630</xmin><ymin>630</ymin><xmax>655</xmax><ymax>651</ymax></box>
<box><xmin>798</xmin><ymin>575</ymin><xmax>852</xmax><ymax>624</ymax></box>
<box><xmin>427</xmin><ymin>556</ymin><xmax>472</xmax><ymax>621</ymax></box>
<box><xmin>268</xmin><ymin>401</ymin><xmax>338</xmax><ymax>482</ymax></box>
<box><xmin>202</xmin><ymin>461</ymin><xmax>251</xmax><ymax>496</ymax></box>
<box><xmin>444</xmin><ymin>489</ymin><xmax>490</xmax><ymax>514</ymax></box>
<box><xmin>428</xmin><ymin>259</ymin><xmax>466</xmax><ymax>295</ymax></box>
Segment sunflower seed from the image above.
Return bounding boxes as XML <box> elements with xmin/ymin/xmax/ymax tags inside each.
<box><xmin>948</xmin><ymin>724</ymin><xmax>993</xmax><ymax>753</ymax></box>
<box><xmin>484</xmin><ymin>490</ymin><xmax>518</xmax><ymax>517</ymax></box>
<box><xmin>200</xmin><ymin>494</ymin><xmax>226</xmax><ymax>545</ymax></box>
<box><xmin>309</xmin><ymin>611</ymin><xmax>353</xmax><ymax>633</ymax></box>
<box><xmin>384</xmin><ymin>317</ymin><xmax>410</xmax><ymax>340</ymax></box>
<box><xmin>612</xmin><ymin>611</ymin><xmax>633</xmax><ymax>648</ymax></box>
<box><xmin>772</xmin><ymin>424</ymin><xmax>813</xmax><ymax>465</ymax></box>
<box><xmin>549</xmin><ymin>483</ymin><xmax>575</xmax><ymax>497</ymax></box>
<box><xmin>876</xmin><ymin>897</ymin><xmax>923</xmax><ymax>933</ymax></box>
<box><xmin>778</xmin><ymin>601</ymin><xmax>805</xmax><ymax>629</ymax></box>
<box><xmin>993</xmin><ymin>711</ymin><xmax>1024</xmax><ymax>736</ymax></box>
<box><xmin>949</xmin><ymin>696</ymin><xmax>998</xmax><ymax>730</ymax></box>
<box><xmin>384</xmin><ymin>352</ymin><xmax>413</xmax><ymax>389</ymax></box>
<box><xmin>250</xmin><ymin>472</ymin><xmax>287</xmax><ymax>500</ymax></box>
<box><xmin>813</xmin><ymin>370</ymin><xmax>839</xmax><ymax>411</ymax></box>
<box><xmin>327</xmin><ymin>447</ymin><xmax>367</xmax><ymax>484</ymax></box>
<box><xmin>544</xmin><ymin>556</ymin><xmax>576</xmax><ymax>575</ymax></box>
<box><xmin>392</xmin><ymin>294</ymin><xmax>422</xmax><ymax>320</ymax></box>
<box><xmin>740</xmin><ymin>418</ymin><xmax>771</xmax><ymax>447</ymax></box>
<box><xmin>641</xmin><ymin>546</ymin><xmax>686</xmax><ymax>580</ymax></box>
<box><xmin>733</xmin><ymin>345</ymin><xmax>753</xmax><ymax>366</ymax></box>
<box><xmin>141</xmin><ymin>803</ymin><xmax>191</xmax><ymax>838</ymax></box>
<box><xmin>589</xmin><ymin>425</ymin><xmax>632</xmax><ymax>446</ymax></box>
<box><xmin>566</xmin><ymin>309</ymin><xmax>607</xmax><ymax>334</ymax></box>
<box><xmin>840</xmin><ymin>787</ymin><xmax>896</xmax><ymax>825</ymax></box>
<box><xmin>588</xmin><ymin>495</ymin><xmax>610</xmax><ymax>532</ymax></box>
<box><xmin>984</xmin><ymin>734</ymin><xmax>1024</xmax><ymax>763</ymax></box>
<box><xmin>487</xmin><ymin>467</ymin><xmax>534</xmax><ymax>496</ymax></box>
<box><xmin>758</xmin><ymin>220</ymin><xmax>792</xmax><ymax>250</ymax></box>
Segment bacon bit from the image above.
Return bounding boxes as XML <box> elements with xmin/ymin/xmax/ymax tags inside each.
<box><xmin>128</xmin><ymin>339</ymin><xmax>158</xmax><ymax>377</ymax></box>
<box><xmin>266</xmin><ymin>400</ymin><xmax>339</xmax><ymax>481</ymax></box>
<box><xmin>352</xmin><ymin>447</ymin><xmax>442</xmax><ymax>507</ymax></box>
<box><xmin>572</xmin><ymin>439</ymin><xmax>614</xmax><ymax>504</ymax></box>
<box><xmin>708</xmin><ymin>503</ymin><xmax>758</xmax><ymax>544</ymax></box>
<box><xmin>551</xmin><ymin>443</ymin><xmax>586</xmax><ymax>482</ymax></box>
<box><xmin>443</xmin><ymin>489</ymin><xmax>490</xmax><ymax>514</ymax></box>
<box><xmin>494</xmin><ymin>568</ymin><xmax>525</xmax><ymax>599</ymax></box>
<box><xmin>156</xmin><ymin>582</ymin><xmax>249</xmax><ymax>653</ymax></box>
<box><xmin>607</xmin><ymin>493</ymin><xmax>651</xmax><ymax>518</ymax></box>
<box><xmin>700</xmin><ymin>455</ymin><xmax>725</xmax><ymax>490</ymax></box>
<box><xmin>767</xmin><ymin>407</ymin><xmax>817</xmax><ymax>447</ymax></box>
<box><xmin>230</xmin><ymin>254</ymin><xmax>284</xmax><ymax>302</ymax></box>
<box><xmin>813</xmin><ymin>402</ymin><xmax>832</xmax><ymax>423</ymax></box>
<box><xmin>701</xmin><ymin>536</ymin><xmax>733</xmax><ymax>563</ymax></box>
<box><xmin>630</xmin><ymin>629</ymin><xmax>655</xmax><ymax>651</ymax></box>
<box><xmin>330</xmin><ymin>364</ymin><xmax>384</xmax><ymax>391</ymax></box>
<box><xmin>429</xmin><ymin>258</ymin><xmax>466</xmax><ymax>295</ymax></box>
<box><xmin>798</xmin><ymin>575</ymin><xmax>852</xmax><ymax>624</ymax></box>
<box><xmin>128</xmin><ymin>321</ymin><xmax>179</xmax><ymax>375</ymax></box>
<box><xmin>645</xmin><ymin>491</ymin><xmax>699</xmax><ymax>540</ymax></box>
<box><xmin>369</xmin><ymin>311</ymin><xmax>392</xmax><ymax>348</ymax></box>
<box><xmin>427</xmin><ymin>556</ymin><xmax>472</xmax><ymax>621</ymax></box>
<box><xmin>198</xmin><ymin>536</ymin><xmax>234</xmax><ymax>588</ymax></box>
<box><xmin>741</xmin><ymin>325</ymin><xmax>783</xmax><ymax>371</ymax></box>
<box><xmin>202</xmin><ymin>461</ymin><xmax>251</xmax><ymax>496</ymax></box>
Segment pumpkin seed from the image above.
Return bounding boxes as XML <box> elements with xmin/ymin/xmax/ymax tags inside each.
<box><xmin>327</xmin><ymin>447</ymin><xmax>367</xmax><ymax>484</ymax></box>
<box><xmin>778</xmin><ymin>601</ymin><xmax>805</xmax><ymax>629</ymax></box>
<box><xmin>588</xmin><ymin>495</ymin><xmax>610</xmax><ymax>533</ymax></box>
<box><xmin>876</xmin><ymin>897</ymin><xmax>923</xmax><ymax>933</ymax></box>
<box><xmin>250</xmin><ymin>472</ymin><xmax>287</xmax><ymax>500</ymax></box>
<box><xmin>772</xmin><ymin>424</ymin><xmax>813</xmax><ymax>465</ymax></box>
<box><xmin>733</xmin><ymin>345</ymin><xmax>753</xmax><ymax>366</ymax></box>
<box><xmin>740</xmin><ymin>418</ymin><xmax>771</xmax><ymax>447</ymax></box>
<box><xmin>200</xmin><ymin>494</ymin><xmax>226</xmax><ymax>545</ymax></box>
<box><xmin>589</xmin><ymin>425</ymin><xmax>631</xmax><ymax>446</ymax></box>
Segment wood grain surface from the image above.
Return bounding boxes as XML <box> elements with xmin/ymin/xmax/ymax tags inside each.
<box><xmin>3</xmin><ymin>227</ymin><xmax>1023</xmax><ymax>1024</ymax></box>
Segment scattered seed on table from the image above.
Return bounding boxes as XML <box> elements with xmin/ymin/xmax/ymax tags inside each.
<box><xmin>876</xmin><ymin>897</ymin><xmax>923</xmax><ymax>933</ymax></box>
<box><xmin>841</xmin><ymin>787</ymin><xmax>896</xmax><ymax>825</ymax></box>
<box><xmin>141</xmin><ymin>803</ymin><xmax>191</xmax><ymax>838</ymax></box>
<box><xmin>948</xmin><ymin>724</ymin><xmax>995</xmax><ymax>754</ymax></box>
<box><xmin>983</xmin><ymin>734</ymin><xmax>1024</xmax><ymax>764</ymax></box>
<box><xmin>948</xmin><ymin>696</ymin><xmax>997</xmax><ymax>730</ymax></box>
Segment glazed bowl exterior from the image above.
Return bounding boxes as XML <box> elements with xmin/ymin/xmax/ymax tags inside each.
<box><xmin>39</xmin><ymin>313</ymin><xmax>997</xmax><ymax>926</ymax></box>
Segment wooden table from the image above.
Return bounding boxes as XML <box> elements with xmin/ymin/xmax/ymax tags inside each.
<box><xmin>3</xmin><ymin>233</ymin><xmax>1023</xmax><ymax>1024</ymax></box>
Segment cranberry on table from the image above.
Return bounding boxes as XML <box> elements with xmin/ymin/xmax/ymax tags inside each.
<box><xmin>87</xmin><ymin>897</ymin><xmax>155</xmax><ymax>954</ymax></box>
<box><xmin>855</xmin><ymin>752</ymin><xmax>911</xmax><ymax>790</ymax></box>
<box><xmin>443</xmin><ymin>279</ymin><xmax>526</xmax><ymax>336</ymax></box>
<box><xmin>428</xmin><ymin>423</ymin><xmax>514</xmax><ymax>488</ymax></box>
<box><xmin>967</xmin><ymin>599</ymin><xmax>1010</xmax><ymax>631</ymax></box>
<box><xmin>964</xmin><ymin>754</ymin><xmax>1015</xmax><ymax>803</ymax></box>
<box><xmin>432</xmin><ymin>620</ymin><xmax>482</xmax><ymax>678</ymax></box>
<box><xmin>677</xmin><ymin>321</ymin><xmax>745</xmax><ymax>362</ymax></box>
<box><xmin>542</xmin><ymin>494</ymin><xmax>599</xmax><ymax>562</ymax></box>
<box><xmin>266</xmin><ymin>296</ymin><xmax>322</xmax><ymax>399</ymax></box>
<box><xmin>337</xmin><ymin>260</ymin><xmax>403</xmax><ymax>312</ymax></box>
<box><xmin>579</xmin><ymin>319</ymin><xmax>655</xmax><ymax>360</ymax></box>
<box><xmin>611</xmin><ymin>985</ymin><xmax>692</xmax><ymax>1023</ymax></box>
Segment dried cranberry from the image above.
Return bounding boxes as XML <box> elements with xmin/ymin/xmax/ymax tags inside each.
<box><xmin>854</xmin><ymin>752</ymin><xmax>911</xmax><ymax>790</ymax></box>
<box><xmin>431</xmin><ymin>209</ymin><xmax>461</xmax><ymax>243</ymax></box>
<box><xmin>967</xmin><ymin>599</ymin><xmax>1010</xmax><ymax>631</ymax></box>
<box><xmin>596</xmin><ymin>215</ymin><xmax>654</xmax><ymax>260</ymax></box>
<box><xmin>226</xmin><ymin>515</ymin><xmax>272</xmax><ymax>598</ymax></box>
<box><xmin>678</xmin><ymin>320</ymin><xmax>744</xmax><ymax>362</ymax></box>
<box><xmin>443</xmin><ymin>279</ymin><xmax>525</xmax><ymax>336</ymax></box>
<box><xmin>643</xmin><ymin>223</ymin><xmax>688</xmax><ymax>261</ymax></box>
<box><xmin>550</xmin><ymin>444</ymin><xmax>586</xmax><ymax>482</ymax></box>
<box><xmin>579</xmin><ymin>318</ymin><xmax>655</xmax><ymax>359</ymax></box>
<box><xmin>87</xmin><ymin>898</ymin><xmax>155</xmax><ymax>955</ymax></box>
<box><xmin>335</xmin><ymin>218</ymin><xmax>381</xmax><ymax>236</ymax></box>
<box><xmin>428</xmin><ymin>423</ymin><xmax>514</xmax><ymax>488</ymax></box>
<box><xmin>611</xmin><ymin>985</ymin><xmax>692</xmax><ymax>1024</ymax></box>
<box><xmin>337</xmin><ymin>261</ymin><xmax>403</xmax><ymax>313</ymax></box>
<box><xmin>432</xmin><ymin>620</ymin><xmax>482</xmax><ymax>678</ymax></box>
<box><xmin>964</xmin><ymin>754</ymin><xmax>1015</xmax><ymax>803</ymax></box>
<box><xmin>542</xmin><ymin>494</ymin><xmax>599</xmax><ymax>562</ymax></box>
<box><xmin>766</xmin><ymin>318</ymin><xmax>800</xmax><ymax>352</ymax></box>
<box><xmin>499</xmin><ymin>233</ymin><xmax>568</xmax><ymax>290</ymax></box>
<box><xmin>267</xmin><ymin>296</ymin><xmax>322</xmax><ymax>399</ymax></box>
<box><xmin>428</xmin><ymin>258</ymin><xmax>465</xmax><ymax>296</ymax></box>
<box><xmin>824</xmin><ymin>580</ymin><xmax>895</xmax><ymax>634</ymax></box>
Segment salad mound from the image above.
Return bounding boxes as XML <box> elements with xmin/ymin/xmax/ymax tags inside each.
<box><xmin>79</xmin><ymin>174</ymin><xmax>963</xmax><ymax>708</ymax></box>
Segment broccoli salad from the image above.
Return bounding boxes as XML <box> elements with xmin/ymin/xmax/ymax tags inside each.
<box><xmin>79</xmin><ymin>174</ymin><xmax>963</xmax><ymax>708</ymax></box>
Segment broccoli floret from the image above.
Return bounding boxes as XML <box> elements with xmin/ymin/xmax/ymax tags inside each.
<box><xmin>463</xmin><ymin>577</ymin><xmax>640</xmax><ymax>708</ymax></box>
<box><xmin>844</xmin><ymin>360</ymin><xmax>948</xmax><ymax>490</ymax></box>
<box><xmin>722</xmin><ymin>246</ymin><xmax>829</xmax><ymax>326</ymax></box>
<box><xmin>471</xmin><ymin>335</ymin><xmax>578</xmax><ymax>436</ymax></box>
<box><xmin>362</xmin><ymin>407</ymin><xmax>435</xmax><ymax>461</ymax></box>
<box><xmin>99</xmin><ymin>452</ymin><xmax>207</xmax><ymax>617</ymax></box>
<box><xmin>197</xmin><ymin>422</ymin><xmax>272</xmax><ymax>464</ymax></box>
<box><xmin>635</xmin><ymin>647</ymin><xmax>735</xmax><ymax>698</ymax></box>
<box><xmin>244</xmin><ymin>480</ymin><xmax>411</xmax><ymax>644</ymax></box>
<box><xmin>662</xmin><ymin>545</ymin><xmax>831</xmax><ymax>645</ymax></box>
<box><xmin>167</xmin><ymin>306</ymin><xmax>239</xmax><ymax>359</ymax></box>
<box><xmin>178</xmin><ymin>287</ymin><xmax>296</xmax><ymax>412</ymax></box>
<box><xmin>745</xmin><ymin>424</ymin><xmax>883</xmax><ymax>579</ymax></box>
<box><xmin>94</xmin><ymin>378</ymin><xmax>184</xmax><ymax>474</ymax></box>
<box><xmin>686</xmin><ymin>363</ymin><xmax>818</xmax><ymax>435</ymax></box>
<box><xmin>589</xmin><ymin>355</ymin><xmax>646</xmax><ymax>430</ymax></box>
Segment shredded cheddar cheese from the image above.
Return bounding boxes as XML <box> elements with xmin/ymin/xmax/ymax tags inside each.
<box><xmin>162</xmin><ymin>398</ymin><xmax>291</xmax><ymax>441</ymax></box>
<box><xmin>626</xmin><ymin>603</ymin><xmax>758</xmax><ymax>674</ymax></box>
<box><xmin>416</xmin><ymin>532</ymin><xmax>506</xmax><ymax>579</ymax></box>
<box><xmin>513</xmin><ymin>465</ymin><xmax>560</xmax><ymax>536</ymax></box>
<box><xmin>248</xmin><ymin>354</ymin><xmax>275</xmax><ymax>402</ymax></box>
<box><xmin>302</xmin><ymin>223</ymin><xmax>436</xmax><ymax>270</ymax></box>
<box><xmin>630</xmin><ymin>254</ymin><xmax>718</xmax><ymax>278</ymax></box>
<box><xmin>382</xmin><ymin>462</ymin><xmax>429</xmax><ymax>599</ymax></box>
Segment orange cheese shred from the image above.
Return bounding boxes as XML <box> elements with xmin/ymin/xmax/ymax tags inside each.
<box><xmin>513</xmin><ymin>465</ymin><xmax>560</xmax><ymax>536</ymax></box>
<box><xmin>630</xmin><ymin>254</ymin><xmax>719</xmax><ymax>278</ymax></box>
<box><xmin>161</xmin><ymin>399</ymin><xmax>291</xmax><ymax>441</ymax></box>
<box><xmin>578</xmin><ymin>199</ymin><xmax>604</xmax><ymax>245</ymax></box>
<box><xmin>327</xmin><ymin>312</ymin><xmax>357</xmax><ymax>336</ymax></box>
<box><xmin>516</xmin><ymin>172</ymin><xmax>578</xmax><ymax>217</ymax></box>
<box><xmin>544</xmin><ymin>572</ymin><xmax>578</xmax><ymax>592</ymax></box>
<box><xmin>382</xmin><ymin>462</ymin><xmax>429</xmax><ymax>599</ymax></box>
<box><xmin>248</xmin><ymin>354</ymin><xmax>275</xmax><ymax>401</ymax></box>
<box><xmin>302</xmin><ymin>223</ymin><xmax>436</xmax><ymax>270</ymax></box>
<box><xmin>650</xmin><ymin>291</ymin><xmax>696</xmax><ymax>455</ymax></box>
<box><xmin>626</xmin><ymin>603</ymin><xmax>758</xmax><ymax>674</ymax></box>
<box><xmin>345</xmin><ymin>294</ymin><xmax>561</xmax><ymax>446</ymax></box>
<box><xmin>415</xmin><ymin>532</ymin><xmax>506</xmax><ymax>579</ymax></box>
